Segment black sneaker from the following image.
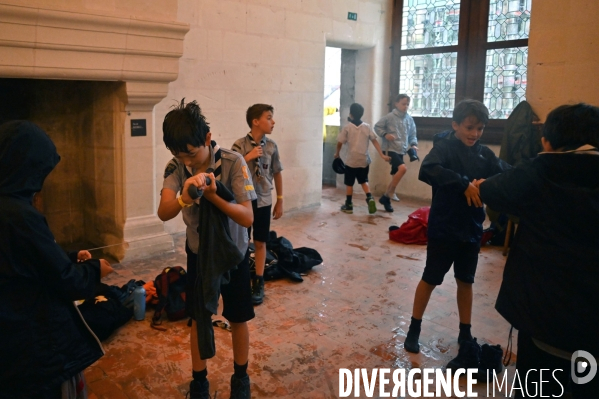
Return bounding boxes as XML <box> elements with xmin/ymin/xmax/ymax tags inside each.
<box><xmin>446</xmin><ymin>338</ymin><xmax>481</xmax><ymax>372</ymax></box>
<box><xmin>341</xmin><ymin>203</ymin><xmax>353</xmax><ymax>214</ymax></box>
<box><xmin>187</xmin><ymin>379</ymin><xmax>211</xmax><ymax>399</ymax></box>
<box><xmin>378</xmin><ymin>195</ymin><xmax>393</xmax><ymax>212</ymax></box>
<box><xmin>251</xmin><ymin>277</ymin><xmax>264</xmax><ymax>305</ymax></box>
<box><xmin>477</xmin><ymin>344</ymin><xmax>503</xmax><ymax>381</ymax></box>
<box><xmin>404</xmin><ymin>329</ymin><xmax>420</xmax><ymax>353</ymax></box>
<box><xmin>230</xmin><ymin>374</ymin><xmax>251</xmax><ymax>399</ymax></box>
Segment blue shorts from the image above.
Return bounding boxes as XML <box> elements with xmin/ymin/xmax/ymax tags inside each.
<box><xmin>421</xmin><ymin>239</ymin><xmax>480</xmax><ymax>285</ymax></box>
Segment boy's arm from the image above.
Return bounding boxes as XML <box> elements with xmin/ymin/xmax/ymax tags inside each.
<box><xmin>202</xmin><ymin>173</ymin><xmax>254</xmax><ymax>227</ymax></box>
<box><xmin>334</xmin><ymin>141</ymin><xmax>343</xmax><ymax>158</ymax></box>
<box><xmin>374</xmin><ymin>116</ymin><xmax>389</xmax><ymax>139</ymax></box>
<box><xmin>371</xmin><ymin>138</ymin><xmax>390</xmax><ymax>162</ymax></box>
<box><xmin>157</xmin><ymin>173</ymin><xmax>210</xmax><ymax>221</ymax></box>
<box><xmin>408</xmin><ymin>117</ymin><xmax>418</xmax><ymax>148</ymax></box>
<box><xmin>479</xmin><ymin>162</ymin><xmax>535</xmax><ymax>217</ymax></box>
<box><xmin>419</xmin><ymin>145</ymin><xmax>470</xmax><ymax>193</ymax></box>
<box><xmin>273</xmin><ymin>171</ymin><xmax>283</xmax><ymax>220</ymax></box>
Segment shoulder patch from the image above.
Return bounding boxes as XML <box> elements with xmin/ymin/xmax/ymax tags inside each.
<box><xmin>164</xmin><ymin>162</ymin><xmax>177</xmax><ymax>179</ymax></box>
<box><xmin>242</xmin><ymin>165</ymin><xmax>249</xmax><ymax>180</ymax></box>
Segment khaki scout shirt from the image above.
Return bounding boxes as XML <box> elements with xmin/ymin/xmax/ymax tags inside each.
<box><xmin>162</xmin><ymin>145</ymin><xmax>257</xmax><ymax>255</ymax></box>
<box><xmin>231</xmin><ymin>134</ymin><xmax>283</xmax><ymax>208</ymax></box>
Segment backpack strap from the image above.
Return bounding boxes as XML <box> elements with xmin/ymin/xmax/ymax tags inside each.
<box><xmin>152</xmin><ymin>267</ymin><xmax>172</xmax><ymax>326</ymax></box>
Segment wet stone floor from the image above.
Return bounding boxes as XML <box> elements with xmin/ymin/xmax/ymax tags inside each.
<box><xmin>86</xmin><ymin>187</ymin><xmax>516</xmax><ymax>399</ymax></box>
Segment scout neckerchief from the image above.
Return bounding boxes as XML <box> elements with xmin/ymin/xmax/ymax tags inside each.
<box><xmin>183</xmin><ymin>141</ymin><xmax>222</xmax><ymax>204</ymax></box>
<box><xmin>246</xmin><ymin>133</ymin><xmax>263</xmax><ymax>181</ymax></box>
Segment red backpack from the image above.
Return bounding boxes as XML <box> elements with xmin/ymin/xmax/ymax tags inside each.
<box><xmin>151</xmin><ymin>266</ymin><xmax>188</xmax><ymax>326</ymax></box>
<box><xmin>389</xmin><ymin>206</ymin><xmax>430</xmax><ymax>245</ymax></box>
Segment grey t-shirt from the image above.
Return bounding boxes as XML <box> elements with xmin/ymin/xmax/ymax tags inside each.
<box><xmin>231</xmin><ymin>134</ymin><xmax>283</xmax><ymax>208</ymax></box>
<box><xmin>162</xmin><ymin>144</ymin><xmax>257</xmax><ymax>255</ymax></box>
<box><xmin>337</xmin><ymin>122</ymin><xmax>377</xmax><ymax>168</ymax></box>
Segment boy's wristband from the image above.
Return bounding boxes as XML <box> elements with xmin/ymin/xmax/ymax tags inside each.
<box><xmin>277</xmin><ymin>195</ymin><xmax>283</xmax><ymax>199</ymax></box>
<box><xmin>177</xmin><ymin>196</ymin><xmax>193</xmax><ymax>208</ymax></box>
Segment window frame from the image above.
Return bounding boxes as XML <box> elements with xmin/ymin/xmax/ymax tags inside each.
<box><xmin>389</xmin><ymin>0</ymin><xmax>529</xmax><ymax>144</ymax></box>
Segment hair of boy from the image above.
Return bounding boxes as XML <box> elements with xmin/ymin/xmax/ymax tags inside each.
<box><xmin>246</xmin><ymin>104</ymin><xmax>274</xmax><ymax>129</ymax></box>
<box><xmin>349</xmin><ymin>103</ymin><xmax>364</xmax><ymax>120</ymax></box>
<box><xmin>543</xmin><ymin>103</ymin><xmax>599</xmax><ymax>150</ymax></box>
<box><xmin>394</xmin><ymin>93</ymin><xmax>411</xmax><ymax>104</ymax></box>
<box><xmin>452</xmin><ymin>99</ymin><xmax>490</xmax><ymax>125</ymax></box>
<box><xmin>162</xmin><ymin>99</ymin><xmax>210</xmax><ymax>155</ymax></box>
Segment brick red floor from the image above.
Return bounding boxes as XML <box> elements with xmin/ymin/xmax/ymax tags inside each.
<box><xmin>85</xmin><ymin>187</ymin><xmax>516</xmax><ymax>398</ymax></box>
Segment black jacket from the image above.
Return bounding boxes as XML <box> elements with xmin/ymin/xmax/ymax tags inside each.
<box><xmin>194</xmin><ymin>180</ymin><xmax>244</xmax><ymax>360</ymax></box>
<box><xmin>480</xmin><ymin>147</ymin><xmax>599</xmax><ymax>356</ymax></box>
<box><xmin>0</xmin><ymin>121</ymin><xmax>104</xmax><ymax>398</ymax></box>
<box><xmin>419</xmin><ymin>131</ymin><xmax>510</xmax><ymax>242</ymax></box>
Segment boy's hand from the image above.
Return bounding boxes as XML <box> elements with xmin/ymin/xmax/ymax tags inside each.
<box><xmin>77</xmin><ymin>250</ymin><xmax>92</xmax><ymax>262</ymax></box>
<box><xmin>199</xmin><ymin>173</ymin><xmax>217</xmax><ymax>200</ymax></box>
<box><xmin>273</xmin><ymin>199</ymin><xmax>283</xmax><ymax>220</ymax></box>
<box><xmin>248</xmin><ymin>146</ymin><xmax>263</xmax><ymax>160</ymax></box>
<box><xmin>181</xmin><ymin>173</ymin><xmax>211</xmax><ymax>204</ymax></box>
<box><xmin>464</xmin><ymin>182</ymin><xmax>483</xmax><ymax>207</ymax></box>
<box><xmin>382</xmin><ymin>154</ymin><xmax>391</xmax><ymax>162</ymax></box>
<box><xmin>333</xmin><ymin>152</ymin><xmax>340</xmax><ymax>159</ymax></box>
<box><xmin>99</xmin><ymin>259</ymin><xmax>114</xmax><ymax>279</ymax></box>
<box><xmin>384</xmin><ymin>134</ymin><xmax>395</xmax><ymax>141</ymax></box>
<box><xmin>472</xmin><ymin>179</ymin><xmax>485</xmax><ymax>188</ymax></box>
<box><xmin>411</xmin><ymin>145</ymin><xmax>419</xmax><ymax>150</ymax></box>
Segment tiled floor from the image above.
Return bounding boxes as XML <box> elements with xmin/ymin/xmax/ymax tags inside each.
<box><xmin>85</xmin><ymin>187</ymin><xmax>516</xmax><ymax>398</ymax></box>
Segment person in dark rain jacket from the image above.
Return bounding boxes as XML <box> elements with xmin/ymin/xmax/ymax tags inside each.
<box><xmin>403</xmin><ymin>100</ymin><xmax>510</xmax><ymax>354</ymax></box>
<box><xmin>480</xmin><ymin>103</ymin><xmax>599</xmax><ymax>398</ymax></box>
<box><xmin>0</xmin><ymin>121</ymin><xmax>113</xmax><ymax>398</ymax></box>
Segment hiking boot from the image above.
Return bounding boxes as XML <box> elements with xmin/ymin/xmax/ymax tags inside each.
<box><xmin>251</xmin><ymin>277</ymin><xmax>264</xmax><ymax>305</ymax></box>
<box><xmin>446</xmin><ymin>338</ymin><xmax>481</xmax><ymax>372</ymax></box>
<box><xmin>379</xmin><ymin>195</ymin><xmax>394</xmax><ymax>212</ymax></box>
<box><xmin>367</xmin><ymin>198</ymin><xmax>377</xmax><ymax>214</ymax></box>
<box><xmin>404</xmin><ymin>329</ymin><xmax>420</xmax><ymax>353</ymax></box>
<box><xmin>187</xmin><ymin>379</ymin><xmax>211</xmax><ymax>399</ymax></box>
<box><xmin>391</xmin><ymin>193</ymin><xmax>400</xmax><ymax>202</ymax></box>
<box><xmin>229</xmin><ymin>374</ymin><xmax>251</xmax><ymax>399</ymax></box>
<box><xmin>341</xmin><ymin>203</ymin><xmax>353</xmax><ymax>214</ymax></box>
<box><xmin>477</xmin><ymin>344</ymin><xmax>503</xmax><ymax>381</ymax></box>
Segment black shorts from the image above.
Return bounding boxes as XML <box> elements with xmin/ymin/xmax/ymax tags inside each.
<box><xmin>421</xmin><ymin>239</ymin><xmax>480</xmax><ymax>285</ymax></box>
<box><xmin>344</xmin><ymin>165</ymin><xmax>369</xmax><ymax>186</ymax></box>
<box><xmin>248</xmin><ymin>199</ymin><xmax>271</xmax><ymax>243</ymax></box>
<box><xmin>185</xmin><ymin>243</ymin><xmax>255</xmax><ymax>323</ymax></box>
<box><xmin>387</xmin><ymin>151</ymin><xmax>405</xmax><ymax>175</ymax></box>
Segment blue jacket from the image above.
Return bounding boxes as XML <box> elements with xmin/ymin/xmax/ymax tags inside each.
<box><xmin>419</xmin><ymin>130</ymin><xmax>510</xmax><ymax>243</ymax></box>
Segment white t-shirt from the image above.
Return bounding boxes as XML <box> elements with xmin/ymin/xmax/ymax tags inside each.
<box><xmin>337</xmin><ymin>122</ymin><xmax>377</xmax><ymax>168</ymax></box>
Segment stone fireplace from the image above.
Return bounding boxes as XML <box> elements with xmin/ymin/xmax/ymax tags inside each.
<box><xmin>0</xmin><ymin>2</ymin><xmax>189</xmax><ymax>261</ymax></box>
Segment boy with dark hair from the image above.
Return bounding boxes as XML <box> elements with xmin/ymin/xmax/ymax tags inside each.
<box><xmin>232</xmin><ymin>103</ymin><xmax>283</xmax><ymax>305</ymax></box>
<box><xmin>334</xmin><ymin>102</ymin><xmax>390</xmax><ymax>214</ymax></box>
<box><xmin>158</xmin><ymin>99</ymin><xmax>256</xmax><ymax>399</ymax></box>
<box><xmin>374</xmin><ymin>93</ymin><xmax>418</xmax><ymax>212</ymax></box>
<box><xmin>480</xmin><ymin>103</ymin><xmax>599</xmax><ymax>397</ymax></box>
<box><xmin>403</xmin><ymin>99</ymin><xmax>510</xmax><ymax>354</ymax></box>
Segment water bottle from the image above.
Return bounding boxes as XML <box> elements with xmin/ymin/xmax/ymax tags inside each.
<box><xmin>133</xmin><ymin>285</ymin><xmax>146</xmax><ymax>321</ymax></box>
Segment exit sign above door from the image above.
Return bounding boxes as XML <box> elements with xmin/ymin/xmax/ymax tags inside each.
<box><xmin>347</xmin><ymin>12</ymin><xmax>357</xmax><ymax>21</ymax></box>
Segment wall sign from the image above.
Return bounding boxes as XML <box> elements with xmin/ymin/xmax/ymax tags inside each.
<box><xmin>131</xmin><ymin>119</ymin><xmax>147</xmax><ymax>137</ymax></box>
<box><xmin>347</xmin><ymin>12</ymin><xmax>357</xmax><ymax>21</ymax></box>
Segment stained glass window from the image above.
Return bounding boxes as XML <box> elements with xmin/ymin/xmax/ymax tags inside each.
<box><xmin>488</xmin><ymin>0</ymin><xmax>531</xmax><ymax>42</ymax></box>
<box><xmin>400</xmin><ymin>53</ymin><xmax>457</xmax><ymax>117</ymax></box>
<box><xmin>484</xmin><ymin>47</ymin><xmax>528</xmax><ymax>119</ymax></box>
<box><xmin>401</xmin><ymin>0</ymin><xmax>461</xmax><ymax>50</ymax></box>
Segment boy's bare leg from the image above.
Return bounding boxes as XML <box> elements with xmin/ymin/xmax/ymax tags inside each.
<box><xmin>456</xmin><ymin>279</ymin><xmax>474</xmax><ymax>343</ymax></box>
<box><xmin>385</xmin><ymin>164</ymin><xmax>407</xmax><ymax>197</ymax></box>
<box><xmin>455</xmin><ymin>279</ymin><xmax>473</xmax><ymax>324</ymax></box>
<box><xmin>360</xmin><ymin>182</ymin><xmax>371</xmax><ymax>195</ymax></box>
<box><xmin>404</xmin><ymin>279</ymin><xmax>435</xmax><ymax>353</ymax></box>
<box><xmin>252</xmin><ymin>241</ymin><xmax>266</xmax><ymax>305</ymax></box>
<box><xmin>346</xmin><ymin>185</ymin><xmax>353</xmax><ymax>196</ymax></box>
<box><xmin>230</xmin><ymin>321</ymin><xmax>250</xmax><ymax>366</ymax></box>
<box><xmin>412</xmin><ymin>279</ymin><xmax>435</xmax><ymax>319</ymax></box>
<box><xmin>253</xmin><ymin>241</ymin><xmax>266</xmax><ymax>277</ymax></box>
